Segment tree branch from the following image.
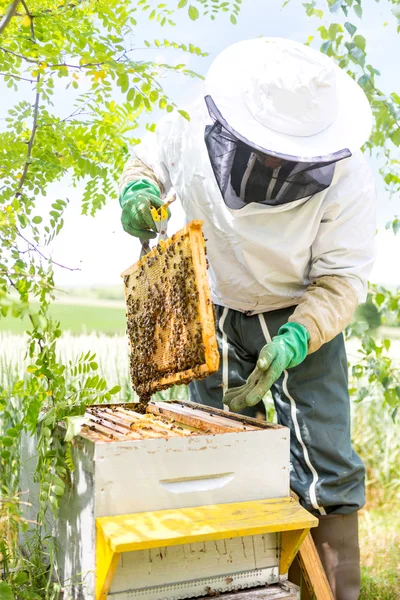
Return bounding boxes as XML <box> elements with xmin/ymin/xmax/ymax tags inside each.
<box><xmin>15</xmin><ymin>72</ymin><xmax>40</xmax><ymax>197</ymax></box>
<box><xmin>0</xmin><ymin>0</ymin><xmax>87</xmax><ymax>19</ymax></box>
<box><xmin>0</xmin><ymin>0</ymin><xmax>21</xmax><ymax>36</ymax></box>
<box><xmin>0</xmin><ymin>71</ymin><xmax>35</xmax><ymax>82</ymax></box>
<box><xmin>0</xmin><ymin>46</ymin><xmax>37</xmax><ymax>63</ymax></box>
<box><xmin>20</xmin><ymin>0</ymin><xmax>34</xmax><ymax>39</ymax></box>
<box><xmin>15</xmin><ymin>230</ymin><xmax>81</xmax><ymax>272</ymax></box>
<box><xmin>0</xmin><ymin>44</ymin><xmax>135</xmax><ymax>70</ymax></box>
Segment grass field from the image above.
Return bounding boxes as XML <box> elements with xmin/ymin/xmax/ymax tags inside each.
<box><xmin>0</xmin><ymin>299</ymin><xmax>126</xmax><ymax>335</ymax></box>
<box><xmin>360</xmin><ymin>508</ymin><xmax>400</xmax><ymax>599</ymax></box>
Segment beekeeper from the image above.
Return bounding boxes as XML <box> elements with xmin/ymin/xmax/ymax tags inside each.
<box><xmin>118</xmin><ymin>38</ymin><xmax>376</xmax><ymax>600</ymax></box>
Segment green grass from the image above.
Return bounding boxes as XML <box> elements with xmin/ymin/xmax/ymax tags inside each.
<box><xmin>0</xmin><ymin>302</ymin><xmax>126</xmax><ymax>335</ymax></box>
<box><xmin>59</xmin><ymin>284</ymin><xmax>125</xmax><ymax>301</ymax></box>
<box><xmin>360</xmin><ymin>508</ymin><xmax>400</xmax><ymax>599</ymax></box>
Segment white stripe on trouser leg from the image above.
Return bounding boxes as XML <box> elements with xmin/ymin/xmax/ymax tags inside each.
<box><xmin>258</xmin><ymin>313</ymin><xmax>326</xmax><ymax>515</ymax></box>
<box><xmin>218</xmin><ymin>307</ymin><xmax>229</xmax><ymax>411</ymax></box>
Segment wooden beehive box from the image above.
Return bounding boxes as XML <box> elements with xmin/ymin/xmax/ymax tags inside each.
<box><xmin>121</xmin><ymin>221</ymin><xmax>219</xmax><ymax>405</ymax></box>
<box><xmin>21</xmin><ymin>402</ymin><xmax>291</xmax><ymax>600</ymax></box>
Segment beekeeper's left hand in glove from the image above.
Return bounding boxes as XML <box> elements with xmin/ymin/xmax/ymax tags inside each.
<box><xmin>223</xmin><ymin>322</ymin><xmax>309</xmax><ymax>413</ymax></box>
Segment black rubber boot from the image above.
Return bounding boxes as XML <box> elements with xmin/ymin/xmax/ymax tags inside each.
<box><xmin>311</xmin><ymin>512</ymin><xmax>361</xmax><ymax>600</ymax></box>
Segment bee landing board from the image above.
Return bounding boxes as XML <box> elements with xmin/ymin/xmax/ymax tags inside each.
<box><xmin>121</xmin><ymin>221</ymin><xmax>219</xmax><ymax>401</ymax></box>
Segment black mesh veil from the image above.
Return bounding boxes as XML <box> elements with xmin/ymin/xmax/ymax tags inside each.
<box><xmin>204</xmin><ymin>95</ymin><xmax>351</xmax><ymax>210</ymax></box>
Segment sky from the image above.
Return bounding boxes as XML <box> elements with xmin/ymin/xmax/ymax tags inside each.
<box><xmin>3</xmin><ymin>0</ymin><xmax>400</xmax><ymax>288</ymax></box>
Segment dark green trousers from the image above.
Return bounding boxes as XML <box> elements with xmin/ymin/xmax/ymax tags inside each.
<box><xmin>189</xmin><ymin>304</ymin><xmax>365</xmax><ymax>517</ymax></box>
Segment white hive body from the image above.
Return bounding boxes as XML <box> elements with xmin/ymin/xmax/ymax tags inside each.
<box><xmin>22</xmin><ymin>402</ymin><xmax>294</xmax><ymax>600</ymax></box>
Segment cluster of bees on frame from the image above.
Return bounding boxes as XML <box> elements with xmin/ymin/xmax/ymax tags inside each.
<box><xmin>124</xmin><ymin>232</ymin><xmax>207</xmax><ymax>410</ymax></box>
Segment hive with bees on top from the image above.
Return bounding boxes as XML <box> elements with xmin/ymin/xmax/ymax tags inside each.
<box><xmin>121</xmin><ymin>220</ymin><xmax>219</xmax><ymax>408</ymax></box>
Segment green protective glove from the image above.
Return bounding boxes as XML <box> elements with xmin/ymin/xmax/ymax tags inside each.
<box><xmin>119</xmin><ymin>178</ymin><xmax>168</xmax><ymax>241</ymax></box>
<box><xmin>223</xmin><ymin>322</ymin><xmax>310</xmax><ymax>413</ymax></box>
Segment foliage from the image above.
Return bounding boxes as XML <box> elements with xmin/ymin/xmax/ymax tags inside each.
<box><xmin>0</xmin><ymin>0</ymin><xmax>240</xmax><ymax>595</ymax></box>
<box><xmin>355</xmin><ymin>294</ymin><xmax>382</xmax><ymax>331</ymax></box>
<box><xmin>352</xmin><ymin>392</ymin><xmax>400</xmax><ymax>507</ymax></box>
<box><xmin>359</xmin><ymin>508</ymin><xmax>400</xmax><ymax>600</ymax></box>
<box><xmin>297</xmin><ymin>0</ymin><xmax>400</xmax><ymax>414</ymax></box>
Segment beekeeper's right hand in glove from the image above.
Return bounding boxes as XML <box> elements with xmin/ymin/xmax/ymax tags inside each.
<box><xmin>120</xmin><ymin>178</ymin><xmax>168</xmax><ymax>241</ymax></box>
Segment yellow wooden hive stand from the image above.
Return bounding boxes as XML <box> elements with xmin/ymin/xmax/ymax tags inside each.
<box><xmin>96</xmin><ymin>496</ymin><xmax>318</xmax><ymax>600</ymax></box>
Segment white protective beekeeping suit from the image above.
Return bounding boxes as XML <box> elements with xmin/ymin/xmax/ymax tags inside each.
<box><xmin>120</xmin><ymin>37</ymin><xmax>376</xmax><ymax>354</ymax></box>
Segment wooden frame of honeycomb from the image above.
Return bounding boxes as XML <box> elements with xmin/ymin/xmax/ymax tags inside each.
<box><xmin>121</xmin><ymin>220</ymin><xmax>220</xmax><ymax>400</ymax></box>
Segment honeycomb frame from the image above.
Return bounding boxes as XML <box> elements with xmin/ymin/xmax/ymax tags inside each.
<box><xmin>121</xmin><ymin>220</ymin><xmax>220</xmax><ymax>397</ymax></box>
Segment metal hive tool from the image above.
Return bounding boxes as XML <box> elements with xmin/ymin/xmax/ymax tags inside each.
<box><xmin>121</xmin><ymin>220</ymin><xmax>219</xmax><ymax>407</ymax></box>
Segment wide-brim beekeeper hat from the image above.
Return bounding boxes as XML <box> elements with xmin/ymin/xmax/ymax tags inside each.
<box><xmin>204</xmin><ymin>37</ymin><xmax>372</xmax><ymax>162</ymax></box>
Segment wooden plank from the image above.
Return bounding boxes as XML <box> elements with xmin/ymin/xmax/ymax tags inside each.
<box><xmin>147</xmin><ymin>402</ymin><xmax>259</xmax><ymax>433</ymax></box>
<box><xmin>82</xmin><ymin>419</ymin><xmax>132</xmax><ymax>441</ymax></box>
<box><xmin>96</xmin><ymin>497</ymin><xmax>317</xmax><ymax>554</ymax></box>
<box><xmin>87</xmin><ymin>413</ymin><xmax>145</xmax><ymax>438</ymax></box>
<box><xmin>188</xmin><ymin>221</ymin><xmax>220</xmax><ymax>373</ymax></box>
<box><xmin>197</xmin><ymin>583</ymin><xmax>299</xmax><ymax>600</ymax></box>
<box><xmin>96</xmin><ymin>524</ymin><xmax>120</xmax><ymax>600</ymax></box>
<box><xmin>297</xmin><ymin>533</ymin><xmax>335</xmax><ymax>600</ymax></box>
<box><xmin>176</xmin><ymin>400</ymin><xmax>284</xmax><ymax>430</ymax></box>
<box><xmin>115</xmin><ymin>406</ymin><xmax>194</xmax><ymax>437</ymax></box>
<box><xmin>280</xmin><ymin>528</ymin><xmax>310</xmax><ymax>574</ymax></box>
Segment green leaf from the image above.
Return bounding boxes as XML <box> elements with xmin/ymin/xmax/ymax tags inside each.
<box><xmin>119</xmin><ymin>73</ymin><xmax>129</xmax><ymax>94</ymax></box>
<box><xmin>134</xmin><ymin>94</ymin><xmax>143</xmax><ymax>110</ymax></box>
<box><xmin>14</xmin><ymin>572</ymin><xmax>28</xmax><ymax>586</ymax></box>
<box><xmin>230</xmin><ymin>14</ymin><xmax>237</xmax><ymax>24</ymax></box>
<box><xmin>188</xmin><ymin>5</ymin><xmax>199</xmax><ymax>20</ymax></box>
<box><xmin>348</xmin><ymin>45</ymin><xmax>365</xmax><ymax>66</ymax></box>
<box><xmin>391</xmin><ymin>128</ymin><xmax>400</xmax><ymax>147</ymax></box>
<box><xmin>127</xmin><ymin>88</ymin><xmax>135</xmax><ymax>102</ymax></box>
<box><xmin>375</xmin><ymin>293</ymin><xmax>385</xmax><ymax>306</ymax></box>
<box><xmin>358</xmin><ymin>74</ymin><xmax>371</xmax><ymax>89</ymax></box>
<box><xmin>0</xmin><ymin>582</ymin><xmax>15</xmax><ymax>600</ymax></box>
<box><xmin>393</xmin><ymin>219</ymin><xmax>400</xmax><ymax>235</ymax></box>
<box><xmin>178</xmin><ymin>109</ymin><xmax>190</xmax><ymax>121</ymax></box>
<box><xmin>321</xmin><ymin>41</ymin><xmax>332</xmax><ymax>54</ymax></box>
<box><xmin>52</xmin><ymin>484</ymin><xmax>65</xmax><ymax>496</ymax></box>
<box><xmin>2</xmin><ymin>437</ymin><xmax>14</xmax><ymax>447</ymax></box>
<box><xmin>353</xmin><ymin>34</ymin><xmax>366</xmax><ymax>51</ymax></box>
<box><xmin>1</xmin><ymin>450</ymin><xmax>11</xmax><ymax>460</ymax></box>
<box><xmin>178</xmin><ymin>0</ymin><xmax>188</xmax><ymax>6</ymax></box>
<box><xmin>384</xmin><ymin>388</ymin><xmax>399</xmax><ymax>408</ymax></box>
<box><xmin>20</xmin><ymin>591</ymin><xmax>42</xmax><ymax>600</ymax></box>
<box><xmin>107</xmin><ymin>385</ymin><xmax>121</xmax><ymax>395</ymax></box>
<box><xmin>6</xmin><ymin>428</ymin><xmax>18</xmax><ymax>438</ymax></box>
<box><xmin>64</xmin><ymin>416</ymin><xmax>89</xmax><ymax>442</ymax></box>
<box><xmin>32</xmin><ymin>216</ymin><xmax>42</xmax><ymax>224</ymax></box>
<box><xmin>149</xmin><ymin>90</ymin><xmax>159</xmax><ymax>102</ymax></box>
<box><xmin>328</xmin><ymin>23</ymin><xmax>342</xmax><ymax>40</ymax></box>
<box><xmin>328</xmin><ymin>0</ymin><xmax>343</xmax><ymax>12</ymax></box>
<box><xmin>354</xmin><ymin>4</ymin><xmax>362</xmax><ymax>18</ymax></box>
<box><xmin>344</xmin><ymin>22</ymin><xmax>357</xmax><ymax>36</ymax></box>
